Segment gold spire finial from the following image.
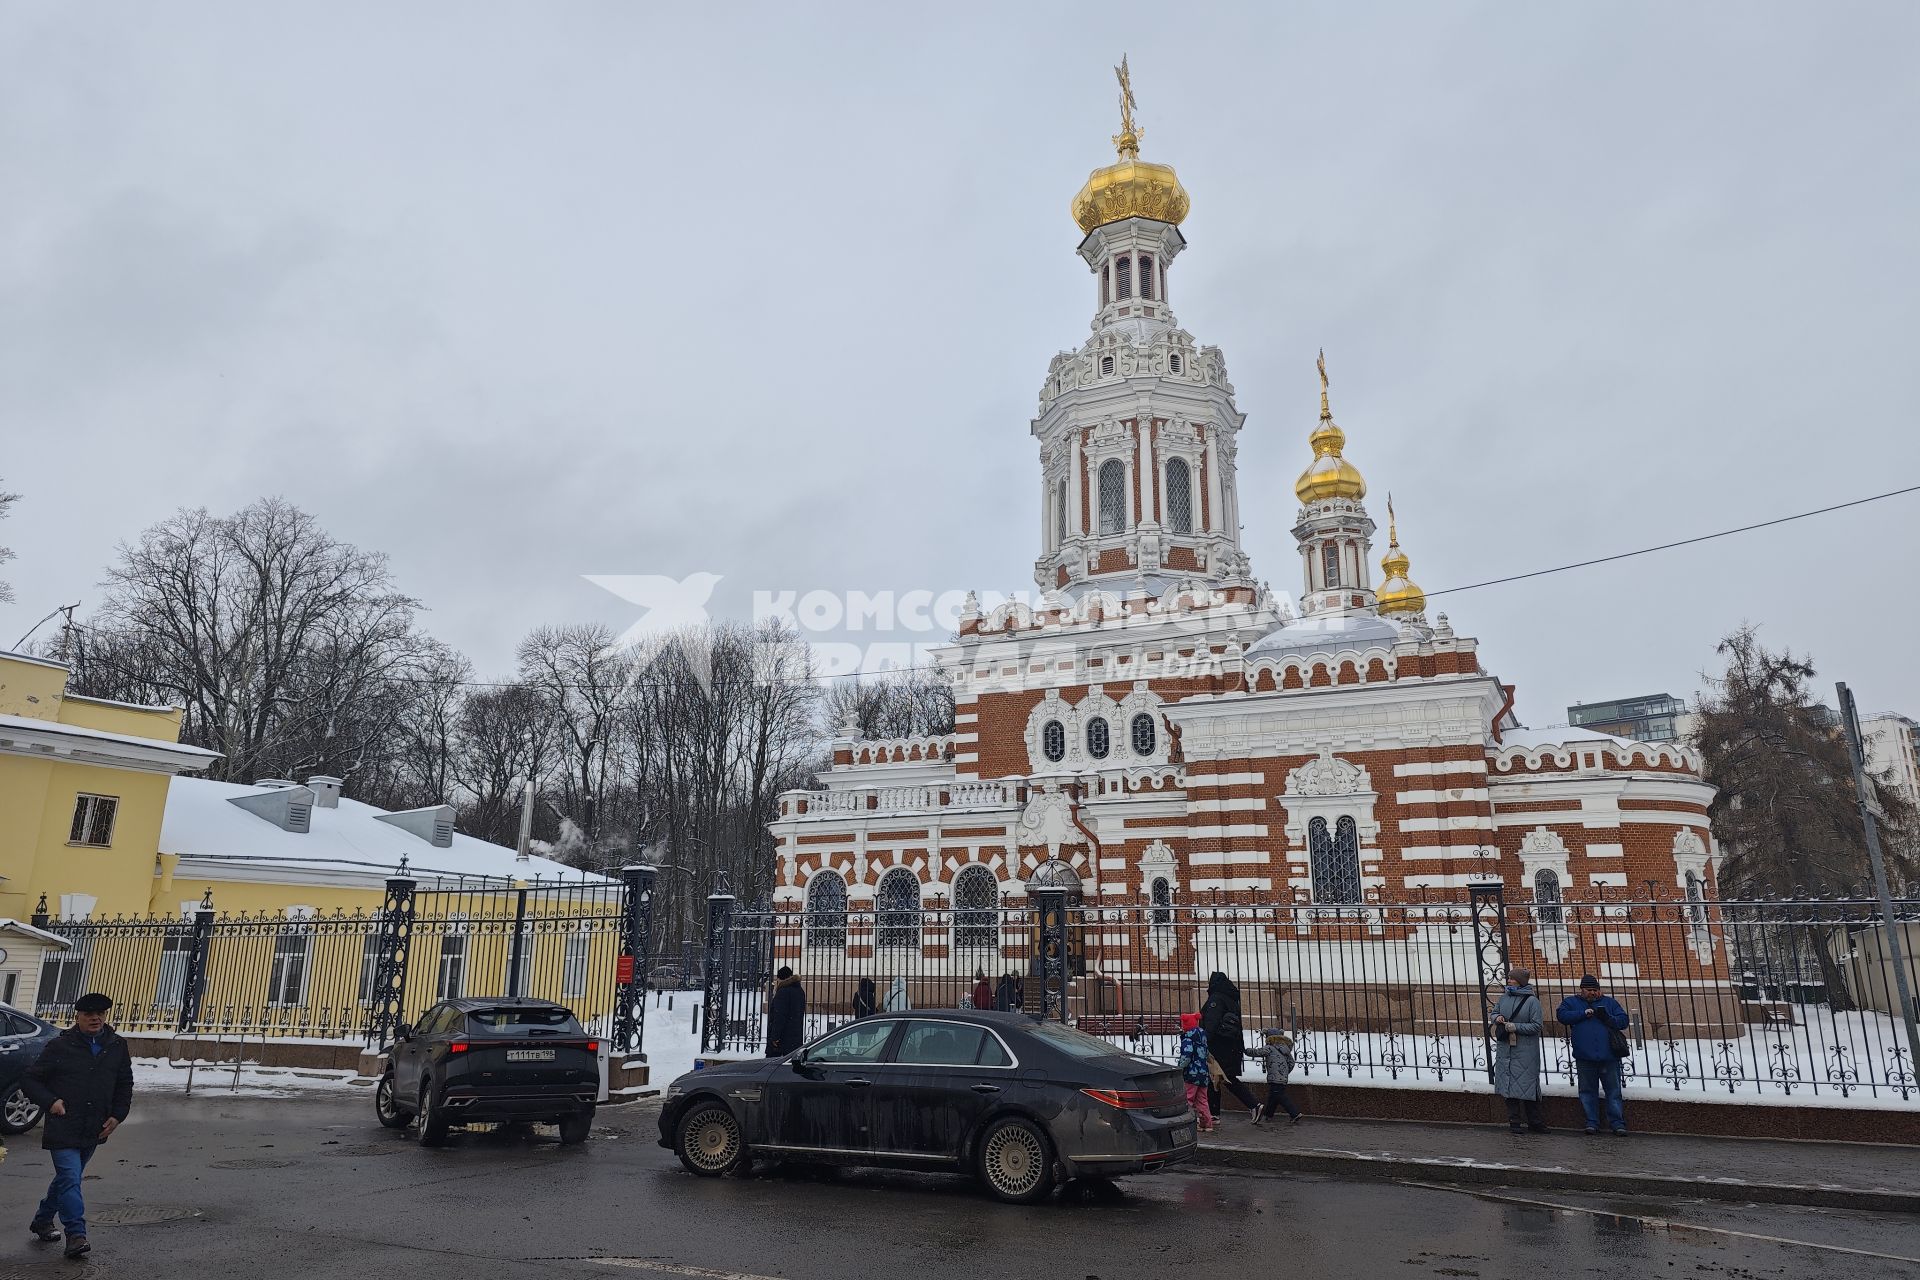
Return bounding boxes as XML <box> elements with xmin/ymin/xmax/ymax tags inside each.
<box><xmin>1387</xmin><ymin>492</ymin><xmax>1398</xmax><ymax>544</ymax></box>
<box><xmin>1317</xmin><ymin>348</ymin><xmax>1331</xmax><ymax>420</ymax></box>
<box><xmin>1378</xmin><ymin>494</ymin><xmax>1426</xmax><ymax>616</ymax></box>
<box><xmin>1113</xmin><ymin>55</ymin><xmax>1141</xmax><ymax>158</ymax></box>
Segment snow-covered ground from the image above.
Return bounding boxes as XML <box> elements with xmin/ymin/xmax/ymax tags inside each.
<box><xmin>131</xmin><ymin>1057</ymin><xmax>371</xmax><ymax>1098</ymax></box>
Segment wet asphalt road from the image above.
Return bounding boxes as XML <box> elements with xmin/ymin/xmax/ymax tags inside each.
<box><xmin>0</xmin><ymin>1092</ymin><xmax>1914</xmax><ymax>1280</ymax></box>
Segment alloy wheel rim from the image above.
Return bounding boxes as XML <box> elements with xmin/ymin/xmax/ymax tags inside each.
<box><xmin>986</xmin><ymin>1126</ymin><xmax>1043</xmax><ymax>1195</ymax></box>
<box><xmin>688</xmin><ymin>1114</ymin><xmax>738</xmax><ymax>1170</ymax></box>
<box><xmin>376</xmin><ymin>1077</ymin><xmax>396</xmax><ymax>1117</ymax></box>
<box><xmin>4</xmin><ymin>1089</ymin><xmax>37</xmax><ymax>1126</ymax></box>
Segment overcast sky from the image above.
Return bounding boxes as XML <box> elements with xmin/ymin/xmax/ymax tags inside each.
<box><xmin>3</xmin><ymin>2</ymin><xmax>1917</xmax><ymax>726</ymax></box>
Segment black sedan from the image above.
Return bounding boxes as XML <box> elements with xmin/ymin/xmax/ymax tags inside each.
<box><xmin>375</xmin><ymin>997</ymin><xmax>601</xmax><ymax>1146</ymax></box>
<box><xmin>658</xmin><ymin>1011</ymin><xmax>1196</xmax><ymax>1203</ymax></box>
<box><xmin>0</xmin><ymin>1004</ymin><xmax>61</xmax><ymax>1135</ymax></box>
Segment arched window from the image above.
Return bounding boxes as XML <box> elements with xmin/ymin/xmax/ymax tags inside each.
<box><xmin>1085</xmin><ymin>717</ymin><xmax>1110</xmax><ymax>759</ymax></box>
<box><xmin>952</xmin><ymin>866</ymin><xmax>999</xmax><ymax>950</ymax></box>
<box><xmin>1169</xmin><ymin>353</ymin><xmax>1182</xmax><ymax>374</ymax></box>
<box><xmin>1099</xmin><ymin>459</ymin><xmax>1126</xmax><ymax>535</ymax></box>
<box><xmin>876</xmin><ymin>869</ymin><xmax>921</xmax><ymax>950</ymax></box>
<box><xmin>1130</xmin><ymin>712</ymin><xmax>1157</xmax><ymax>757</ymax></box>
<box><xmin>1321</xmin><ymin>541</ymin><xmax>1341</xmax><ymax>589</ymax></box>
<box><xmin>1100</xmin><ymin>355</ymin><xmax>1115</xmax><ymax>376</ymax></box>
<box><xmin>1137</xmin><ymin>253</ymin><xmax>1155</xmax><ymax>300</ymax></box>
<box><xmin>1101</xmin><ymin>264</ymin><xmax>1110</xmax><ymax>306</ymax></box>
<box><xmin>805</xmin><ymin>871</ymin><xmax>848</xmax><ymax>949</ymax></box>
<box><xmin>1115</xmin><ymin>255</ymin><xmax>1132</xmax><ymax>299</ymax></box>
<box><xmin>1165</xmin><ymin>457</ymin><xmax>1193</xmax><ymax>533</ymax></box>
<box><xmin>1054</xmin><ymin>479</ymin><xmax>1067</xmax><ymax>545</ymax></box>
<box><xmin>1684</xmin><ymin>870</ymin><xmax>1707</xmax><ymax>931</ymax></box>
<box><xmin>1041</xmin><ymin>719</ymin><xmax>1067</xmax><ymax>763</ymax></box>
<box><xmin>1308</xmin><ymin>816</ymin><xmax>1363</xmax><ymax>905</ymax></box>
<box><xmin>1149</xmin><ymin>876</ymin><xmax>1173</xmax><ymax>927</ymax></box>
<box><xmin>1533</xmin><ymin>868</ymin><xmax>1563</xmax><ymax>927</ymax></box>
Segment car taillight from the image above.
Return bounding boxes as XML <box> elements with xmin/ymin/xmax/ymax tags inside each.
<box><xmin>448</xmin><ymin>1041</ymin><xmax>470</xmax><ymax>1054</ymax></box>
<box><xmin>1081</xmin><ymin>1088</ymin><xmax>1161</xmax><ymax>1110</ymax></box>
<box><xmin>586</xmin><ymin>1040</ymin><xmax>599</xmax><ymax>1054</ymax></box>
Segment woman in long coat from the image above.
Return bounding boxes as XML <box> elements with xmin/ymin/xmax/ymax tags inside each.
<box><xmin>1491</xmin><ymin>966</ymin><xmax>1548</xmax><ymax>1134</ymax></box>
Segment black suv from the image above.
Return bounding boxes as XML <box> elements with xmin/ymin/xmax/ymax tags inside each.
<box><xmin>376</xmin><ymin>998</ymin><xmax>600</xmax><ymax>1146</ymax></box>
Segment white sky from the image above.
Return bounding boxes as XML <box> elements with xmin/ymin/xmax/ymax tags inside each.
<box><xmin>3</xmin><ymin>2</ymin><xmax>1916</xmax><ymax>723</ymax></box>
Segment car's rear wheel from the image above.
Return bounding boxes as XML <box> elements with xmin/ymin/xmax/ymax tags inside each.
<box><xmin>0</xmin><ymin>1086</ymin><xmax>43</xmax><ymax>1134</ymax></box>
<box><xmin>417</xmin><ymin>1079</ymin><xmax>450</xmax><ymax>1147</ymax></box>
<box><xmin>977</xmin><ymin>1117</ymin><xmax>1056</xmax><ymax>1204</ymax></box>
<box><xmin>674</xmin><ymin>1101</ymin><xmax>744</xmax><ymax>1176</ymax></box>
<box><xmin>374</xmin><ymin>1070</ymin><xmax>410</xmax><ymax>1129</ymax></box>
<box><xmin>557</xmin><ymin>1108</ymin><xmax>594</xmax><ymax>1145</ymax></box>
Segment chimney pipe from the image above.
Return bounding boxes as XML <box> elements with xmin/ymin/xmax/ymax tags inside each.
<box><xmin>306</xmin><ymin>775</ymin><xmax>343</xmax><ymax>809</ymax></box>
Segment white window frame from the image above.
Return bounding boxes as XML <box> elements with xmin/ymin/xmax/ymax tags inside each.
<box><xmin>68</xmin><ymin>793</ymin><xmax>119</xmax><ymax>848</ymax></box>
<box><xmin>436</xmin><ymin>917</ymin><xmax>469</xmax><ymax>1000</ymax></box>
<box><xmin>561</xmin><ymin>929</ymin><xmax>591</xmax><ymax>999</ymax></box>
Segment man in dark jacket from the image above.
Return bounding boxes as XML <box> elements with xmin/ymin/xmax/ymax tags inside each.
<box><xmin>20</xmin><ymin>993</ymin><xmax>134</xmax><ymax>1258</ymax></box>
<box><xmin>1556</xmin><ymin>974</ymin><xmax>1631</xmax><ymax>1135</ymax></box>
<box><xmin>765</xmin><ymin>967</ymin><xmax>807</xmax><ymax>1057</ymax></box>
<box><xmin>1199</xmin><ymin>972</ymin><xmax>1264</xmax><ymax>1121</ymax></box>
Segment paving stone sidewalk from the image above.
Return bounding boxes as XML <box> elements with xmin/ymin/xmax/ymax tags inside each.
<box><xmin>1187</xmin><ymin>1112</ymin><xmax>1920</xmax><ymax>1212</ymax></box>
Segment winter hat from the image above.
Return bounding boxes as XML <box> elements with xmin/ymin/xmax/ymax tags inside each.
<box><xmin>1179</xmin><ymin>1012</ymin><xmax>1201</xmax><ymax>1032</ymax></box>
<box><xmin>775</xmin><ymin>966</ymin><xmax>794</xmax><ymax>980</ymax></box>
<box><xmin>73</xmin><ymin>993</ymin><xmax>113</xmax><ymax>1014</ymax></box>
<box><xmin>1578</xmin><ymin>974</ymin><xmax>1601</xmax><ymax>990</ymax></box>
<box><xmin>1262</xmin><ymin>1028</ymin><xmax>1292</xmax><ymax>1047</ymax></box>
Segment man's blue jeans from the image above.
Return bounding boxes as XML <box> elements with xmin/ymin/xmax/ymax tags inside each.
<box><xmin>1576</xmin><ymin>1059</ymin><xmax>1627</xmax><ymax>1132</ymax></box>
<box><xmin>36</xmin><ymin>1146</ymin><xmax>94</xmax><ymax>1237</ymax></box>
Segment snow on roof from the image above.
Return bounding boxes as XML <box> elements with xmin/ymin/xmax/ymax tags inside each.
<box><xmin>0</xmin><ymin>919</ymin><xmax>72</xmax><ymax>949</ymax></box>
<box><xmin>1498</xmin><ymin>725</ymin><xmax>1634</xmax><ymax>751</ymax></box>
<box><xmin>0</xmin><ymin>712</ymin><xmax>222</xmax><ymax>761</ymax></box>
<box><xmin>160</xmin><ymin>776</ymin><xmax>609</xmax><ymax>887</ymax></box>
<box><xmin>1244</xmin><ymin>610</ymin><xmax>1404</xmax><ymax>658</ymax></box>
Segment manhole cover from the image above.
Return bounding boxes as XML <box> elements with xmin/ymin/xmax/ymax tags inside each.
<box><xmin>323</xmin><ymin>1144</ymin><xmax>407</xmax><ymax>1157</ymax></box>
<box><xmin>85</xmin><ymin>1205</ymin><xmax>203</xmax><ymax>1226</ymax></box>
<box><xmin>210</xmin><ymin>1158</ymin><xmax>294</xmax><ymax>1170</ymax></box>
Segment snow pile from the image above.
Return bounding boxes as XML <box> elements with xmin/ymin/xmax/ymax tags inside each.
<box><xmin>131</xmin><ymin>1057</ymin><xmax>371</xmax><ymax>1098</ymax></box>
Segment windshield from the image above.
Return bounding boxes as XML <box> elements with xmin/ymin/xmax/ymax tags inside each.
<box><xmin>1027</xmin><ymin>1020</ymin><xmax>1153</xmax><ymax>1066</ymax></box>
<box><xmin>465</xmin><ymin>1006</ymin><xmax>582</xmax><ymax>1034</ymax></box>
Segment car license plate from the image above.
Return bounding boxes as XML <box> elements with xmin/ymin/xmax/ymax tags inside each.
<box><xmin>506</xmin><ymin>1048</ymin><xmax>556</xmax><ymax>1062</ymax></box>
<box><xmin>1172</xmin><ymin>1124</ymin><xmax>1196</xmax><ymax>1146</ymax></box>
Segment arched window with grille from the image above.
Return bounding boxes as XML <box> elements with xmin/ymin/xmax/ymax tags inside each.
<box><xmin>1099</xmin><ymin>460</ymin><xmax>1126</xmax><ymax>535</ymax></box>
<box><xmin>1130</xmin><ymin>712</ymin><xmax>1156</xmax><ymax>757</ymax></box>
<box><xmin>1308</xmin><ymin>816</ymin><xmax>1363</xmax><ymax>905</ymax></box>
<box><xmin>1169</xmin><ymin>352</ymin><xmax>1182</xmax><ymax>374</ymax></box>
<box><xmin>1322</xmin><ymin>541</ymin><xmax>1342</xmax><ymax>589</ymax></box>
<box><xmin>1041</xmin><ymin>719</ymin><xmax>1066</xmax><ymax>763</ymax></box>
<box><xmin>1149</xmin><ymin>876</ymin><xmax>1173</xmax><ymax>927</ymax></box>
<box><xmin>1137</xmin><ymin>253</ymin><xmax>1155</xmax><ymax>300</ymax></box>
<box><xmin>1085</xmin><ymin>717</ymin><xmax>1110</xmax><ymax>759</ymax></box>
<box><xmin>1533</xmin><ymin>868</ymin><xmax>1563</xmax><ymax>926</ymax></box>
<box><xmin>876</xmin><ymin>869</ymin><xmax>922</xmax><ymax>950</ymax></box>
<box><xmin>1684</xmin><ymin>870</ymin><xmax>1708</xmax><ymax>932</ymax></box>
<box><xmin>806</xmin><ymin>871</ymin><xmax>848</xmax><ymax>949</ymax></box>
<box><xmin>1054</xmin><ymin>479</ymin><xmax>1068</xmax><ymax>545</ymax></box>
<box><xmin>1115</xmin><ymin>255</ymin><xmax>1132</xmax><ymax>299</ymax></box>
<box><xmin>953</xmin><ymin>866</ymin><xmax>999</xmax><ymax>951</ymax></box>
<box><xmin>1165</xmin><ymin>457</ymin><xmax>1193</xmax><ymax>533</ymax></box>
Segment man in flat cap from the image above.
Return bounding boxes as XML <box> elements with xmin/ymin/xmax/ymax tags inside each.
<box><xmin>20</xmin><ymin>993</ymin><xmax>134</xmax><ymax>1258</ymax></box>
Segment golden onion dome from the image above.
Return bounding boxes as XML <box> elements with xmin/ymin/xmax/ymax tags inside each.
<box><xmin>1294</xmin><ymin>351</ymin><xmax>1367</xmax><ymax>504</ymax></box>
<box><xmin>1376</xmin><ymin>497</ymin><xmax>1427</xmax><ymax>616</ymax></box>
<box><xmin>1072</xmin><ymin>56</ymin><xmax>1190</xmax><ymax>234</ymax></box>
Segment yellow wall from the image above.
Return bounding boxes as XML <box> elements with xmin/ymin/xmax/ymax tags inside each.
<box><xmin>59</xmin><ymin>695</ymin><xmax>186</xmax><ymax>742</ymax></box>
<box><xmin>0</xmin><ymin>654</ymin><xmax>70</xmax><ymax>719</ymax></box>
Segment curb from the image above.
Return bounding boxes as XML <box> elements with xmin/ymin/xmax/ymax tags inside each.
<box><xmin>1188</xmin><ymin>1142</ymin><xmax>1920</xmax><ymax>1214</ymax></box>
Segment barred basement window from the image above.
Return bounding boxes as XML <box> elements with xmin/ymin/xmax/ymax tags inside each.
<box><xmin>1042</xmin><ymin>719</ymin><xmax>1067</xmax><ymax>763</ymax></box>
<box><xmin>1165</xmin><ymin>457</ymin><xmax>1193</xmax><ymax>533</ymax></box>
<box><xmin>1115</xmin><ymin>254</ymin><xmax>1132</xmax><ymax>298</ymax></box>
<box><xmin>1533</xmin><ymin>868</ymin><xmax>1564</xmax><ymax>926</ymax></box>
<box><xmin>68</xmin><ymin>794</ymin><xmax>118</xmax><ymax>847</ymax></box>
<box><xmin>876</xmin><ymin>868</ymin><xmax>922</xmax><ymax>950</ymax></box>
<box><xmin>1099</xmin><ymin>459</ymin><xmax>1126</xmax><ymax>534</ymax></box>
<box><xmin>953</xmin><ymin>866</ymin><xmax>999</xmax><ymax>950</ymax></box>
<box><xmin>1130</xmin><ymin>712</ymin><xmax>1156</xmax><ymax>757</ymax></box>
<box><xmin>1086</xmin><ymin>717</ymin><xmax>1110</xmax><ymax>759</ymax></box>
<box><xmin>1308</xmin><ymin>816</ymin><xmax>1363</xmax><ymax>905</ymax></box>
<box><xmin>806</xmin><ymin>871</ymin><xmax>849</xmax><ymax>950</ymax></box>
<box><xmin>1137</xmin><ymin>253</ymin><xmax>1155</xmax><ymax>299</ymax></box>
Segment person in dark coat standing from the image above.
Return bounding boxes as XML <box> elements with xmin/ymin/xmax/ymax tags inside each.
<box><xmin>1490</xmin><ymin>967</ymin><xmax>1548</xmax><ymax>1135</ymax></box>
<box><xmin>970</xmin><ymin>969</ymin><xmax>992</xmax><ymax>1011</ymax></box>
<box><xmin>765</xmin><ymin>967</ymin><xmax>807</xmax><ymax>1057</ymax></box>
<box><xmin>20</xmin><ymin>993</ymin><xmax>134</xmax><ymax>1259</ymax></box>
<box><xmin>1199</xmin><ymin>972</ymin><xmax>1264</xmax><ymax>1121</ymax></box>
<box><xmin>1557</xmin><ymin>974</ymin><xmax>1631</xmax><ymax>1135</ymax></box>
<box><xmin>851</xmin><ymin>976</ymin><xmax>877</xmax><ymax>1020</ymax></box>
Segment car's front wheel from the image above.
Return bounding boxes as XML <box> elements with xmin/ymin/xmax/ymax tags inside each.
<box><xmin>674</xmin><ymin>1101</ymin><xmax>744</xmax><ymax>1177</ymax></box>
<box><xmin>416</xmin><ymin>1079</ymin><xmax>450</xmax><ymax>1147</ymax></box>
<box><xmin>557</xmin><ymin>1108</ymin><xmax>594</xmax><ymax>1146</ymax></box>
<box><xmin>0</xmin><ymin>1086</ymin><xmax>43</xmax><ymax>1134</ymax></box>
<box><xmin>373</xmin><ymin>1070</ymin><xmax>410</xmax><ymax>1129</ymax></box>
<box><xmin>977</xmin><ymin>1117</ymin><xmax>1057</xmax><ymax>1204</ymax></box>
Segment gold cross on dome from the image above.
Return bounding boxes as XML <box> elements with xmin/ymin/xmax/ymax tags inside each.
<box><xmin>1113</xmin><ymin>55</ymin><xmax>1141</xmax><ymax>156</ymax></box>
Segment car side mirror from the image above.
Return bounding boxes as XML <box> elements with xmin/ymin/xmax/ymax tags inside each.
<box><xmin>394</xmin><ymin>1023</ymin><xmax>413</xmax><ymax>1041</ymax></box>
<box><xmin>789</xmin><ymin>1053</ymin><xmax>810</xmax><ymax>1071</ymax></box>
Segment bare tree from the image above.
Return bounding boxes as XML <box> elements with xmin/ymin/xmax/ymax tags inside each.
<box><xmin>821</xmin><ymin>666</ymin><xmax>954</xmax><ymax>739</ymax></box>
<box><xmin>0</xmin><ymin>481</ymin><xmax>17</xmax><ymax>604</ymax></box>
<box><xmin>450</xmin><ymin>682</ymin><xmax>561</xmax><ymax>847</ymax></box>
<box><xmin>517</xmin><ymin>623</ymin><xmax>637</xmax><ymax>864</ymax></box>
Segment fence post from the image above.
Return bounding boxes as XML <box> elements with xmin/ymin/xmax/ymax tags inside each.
<box><xmin>1034</xmin><ymin>887</ymin><xmax>1069</xmax><ymax>1024</ymax></box>
<box><xmin>366</xmin><ymin>875</ymin><xmax>417</xmax><ymax>1050</ymax></box>
<box><xmin>700</xmin><ymin>892</ymin><xmax>736</xmax><ymax>1055</ymax></box>
<box><xmin>1468</xmin><ymin>882</ymin><xmax>1509</xmax><ymax>1085</ymax></box>
<box><xmin>1837</xmin><ymin>682</ymin><xmax>1920</xmax><ymax>1075</ymax></box>
<box><xmin>505</xmin><ymin>885</ymin><xmax>530</xmax><ymax>999</ymax></box>
<box><xmin>176</xmin><ymin>889</ymin><xmax>216</xmax><ymax>1034</ymax></box>
<box><xmin>30</xmin><ymin>894</ymin><xmax>49</xmax><ymax>930</ymax></box>
<box><xmin>612</xmin><ymin>864</ymin><xmax>657</xmax><ymax>1057</ymax></box>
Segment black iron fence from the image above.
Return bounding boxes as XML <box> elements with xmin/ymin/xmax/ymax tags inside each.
<box><xmin>30</xmin><ymin>866</ymin><xmax>660</xmax><ymax>1053</ymax></box>
<box><xmin>702</xmin><ymin>887</ymin><xmax>1920</xmax><ymax>1105</ymax></box>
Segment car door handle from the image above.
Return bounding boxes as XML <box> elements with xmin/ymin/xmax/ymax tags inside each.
<box><xmin>847</xmin><ymin>1078</ymin><xmax>872</xmax><ymax>1088</ymax></box>
<box><xmin>971</xmin><ymin>1084</ymin><xmax>1001</xmax><ymax>1094</ymax></box>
